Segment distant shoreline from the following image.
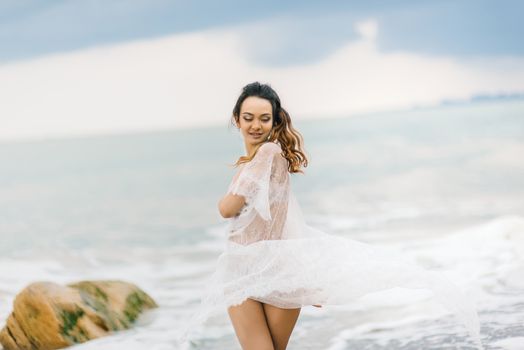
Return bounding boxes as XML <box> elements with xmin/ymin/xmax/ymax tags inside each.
<box><xmin>1</xmin><ymin>95</ymin><xmax>523</xmax><ymax>146</ymax></box>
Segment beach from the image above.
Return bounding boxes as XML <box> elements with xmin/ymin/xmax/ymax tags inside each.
<box><xmin>1</xmin><ymin>99</ymin><xmax>523</xmax><ymax>349</ymax></box>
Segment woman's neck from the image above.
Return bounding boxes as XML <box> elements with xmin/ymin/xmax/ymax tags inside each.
<box><xmin>244</xmin><ymin>141</ymin><xmax>265</xmax><ymax>158</ymax></box>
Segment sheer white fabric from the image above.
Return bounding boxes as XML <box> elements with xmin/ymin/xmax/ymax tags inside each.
<box><xmin>227</xmin><ymin>142</ymin><xmax>290</xmax><ymax>244</ymax></box>
<box><xmin>178</xmin><ymin>142</ymin><xmax>483</xmax><ymax>349</ymax></box>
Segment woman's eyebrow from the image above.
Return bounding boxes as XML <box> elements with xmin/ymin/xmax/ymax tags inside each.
<box><xmin>241</xmin><ymin>112</ymin><xmax>271</xmax><ymax>116</ymax></box>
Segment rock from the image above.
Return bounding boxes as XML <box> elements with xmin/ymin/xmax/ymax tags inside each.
<box><xmin>0</xmin><ymin>280</ymin><xmax>158</xmax><ymax>350</ymax></box>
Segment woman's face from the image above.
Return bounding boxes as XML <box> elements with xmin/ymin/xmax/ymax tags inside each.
<box><xmin>237</xmin><ymin>96</ymin><xmax>273</xmax><ymax>147</ymax></box>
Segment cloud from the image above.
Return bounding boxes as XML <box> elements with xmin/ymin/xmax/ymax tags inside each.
<box><xmin>354</xmin><ymin>19</ymin><xmax>378</xmax><ymax>41</ymax></box>
<box><xmin>0</xmin><ymin>18</ymin><xmax>523</xmax><ymax>142</ymax></box>
<box><xmin>2</xmin><ymin>1</ymin><xmax>523</xmax><ymax>63</ymax></box>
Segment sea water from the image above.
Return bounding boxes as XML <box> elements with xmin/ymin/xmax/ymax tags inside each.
<box><xmin>0</xmin><ymin>99</ymin><xmax>523</xmax><ymax>349</ymax></box>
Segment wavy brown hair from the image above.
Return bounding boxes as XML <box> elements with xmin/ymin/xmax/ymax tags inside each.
<box><xmin>231</xmin><ymin>81</ymin><xmax>308</xmax><ymax>173</ymax></box>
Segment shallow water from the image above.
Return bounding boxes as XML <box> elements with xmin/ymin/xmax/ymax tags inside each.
<box><xmin>1</xmin><ymin>100</ymin><xmax>523</xmax><ymax>349</ymax></box>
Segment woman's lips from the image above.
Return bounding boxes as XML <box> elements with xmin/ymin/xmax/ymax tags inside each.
<box><xmin>249</xmin><ymin>132</ymin><xmax>263</xmax><ymax>138</ymax></box>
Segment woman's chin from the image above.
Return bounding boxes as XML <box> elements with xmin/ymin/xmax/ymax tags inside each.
<box><xmin>245</xmin><ymin>137</ymin><xmax>267</xmax><ymax>146</ymax></box>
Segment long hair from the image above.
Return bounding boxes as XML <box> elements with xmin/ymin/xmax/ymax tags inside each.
<box><xmin>231</xmin><ymin>82</ymin><xmax>308</xmax><ymax>173</ymax></box>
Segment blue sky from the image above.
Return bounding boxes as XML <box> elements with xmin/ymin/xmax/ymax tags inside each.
<box><xmin>1</xmin><ymin>0</ymin><xmax>522</xmax><ymax>64</ymax></box>
<box><xmin>0</xmin><ymin>0</ymin><xmax>523</xmax><ymax>141</ymax></box>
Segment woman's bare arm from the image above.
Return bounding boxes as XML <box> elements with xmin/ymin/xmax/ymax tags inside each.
<box><xmin>219</xmin><ymin>167</ymin><xmax>246</xmax><ymax>218</ymax></box>
<box><xmin>218</xmin><ymin>193</ymin><xmax>246</xmax><ymax>218</ymax></box>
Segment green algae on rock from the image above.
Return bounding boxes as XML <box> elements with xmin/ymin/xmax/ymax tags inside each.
<box><xmin>0</xmin><ymin>280</ymin><xmax>158</xmax><ymax>350</ymax></box>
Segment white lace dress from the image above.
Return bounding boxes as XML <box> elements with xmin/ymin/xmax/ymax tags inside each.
<box><xmin>179</xmin><ymin>142</ymin><xmax>483</xmax><ymax>349</ymax></box>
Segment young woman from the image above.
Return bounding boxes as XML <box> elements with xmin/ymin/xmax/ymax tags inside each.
<box><xmin>180</xmin><ymin>82</ymin><xmax>483</xmax><ymax>350</ymax></box>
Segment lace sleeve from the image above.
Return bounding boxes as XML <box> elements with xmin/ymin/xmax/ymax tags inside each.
<box><xmin>228</xmin><ymin>142</ymin><xmax>286</xmax><ymax>221</ymax></box>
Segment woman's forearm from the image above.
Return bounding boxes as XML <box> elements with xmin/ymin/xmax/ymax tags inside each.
<box><xmin>218</xmin><ymin>193</ymin><xmax>246</xmax><ymax>218</ymax></box>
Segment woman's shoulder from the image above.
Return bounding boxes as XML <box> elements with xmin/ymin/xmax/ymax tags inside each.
<box><xmin>258</xmin><ymin>142</ymin><xmax>282</xmax><ymax>155</ymax></box>
<box><xmin>257</xmin><ymin>142</ymin><xmax>288</xmax><ymax>171</ymax></box>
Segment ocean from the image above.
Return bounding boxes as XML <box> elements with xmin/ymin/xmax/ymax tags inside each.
<box><xmin>1</xmin><ymin>99</ymin><xmax>523</xmax><ymax>349</ymax></box>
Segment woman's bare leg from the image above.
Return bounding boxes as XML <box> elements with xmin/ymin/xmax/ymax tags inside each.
<box><xmin>228</xmin><ymin>298</ymin><xmax>275</xmax><ymax>350</ymax></box>
<box><xmin>262</xmin><ymin>303</ymin><xmax>301</xmax><ymax>350</ymax></box>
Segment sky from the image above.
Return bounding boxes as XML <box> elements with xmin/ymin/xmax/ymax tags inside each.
<box><xmin>0</xmin><ymin>0</ymin><xmax>523</xmax><ymax>142</ymax></box>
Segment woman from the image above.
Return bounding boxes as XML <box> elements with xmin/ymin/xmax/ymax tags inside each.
<box><xmin>219</xmin><ymin>83</ymin><xmax>312</xmax><ymax>350</ymax></box>
<box><xmin>180</xmin><ymin>82</ymin><xmax>483</xmax><ymax>350</ymax></box>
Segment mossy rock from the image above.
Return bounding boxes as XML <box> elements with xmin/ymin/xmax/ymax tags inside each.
<box><xmin>0</xmin><ymin>280</ymin><xmax>158</xmax><ymax>350</ymax></box>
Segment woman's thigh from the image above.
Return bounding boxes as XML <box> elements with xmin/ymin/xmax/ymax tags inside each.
<box><xmin>227</xmin><ymin>298</ymin><xmax>275</xmax><ymax>350</ymax></box>
<box><xmin>262</xmin><ymin>303</ymin><xmax>301</xmax><ymax>350</ymax></box>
